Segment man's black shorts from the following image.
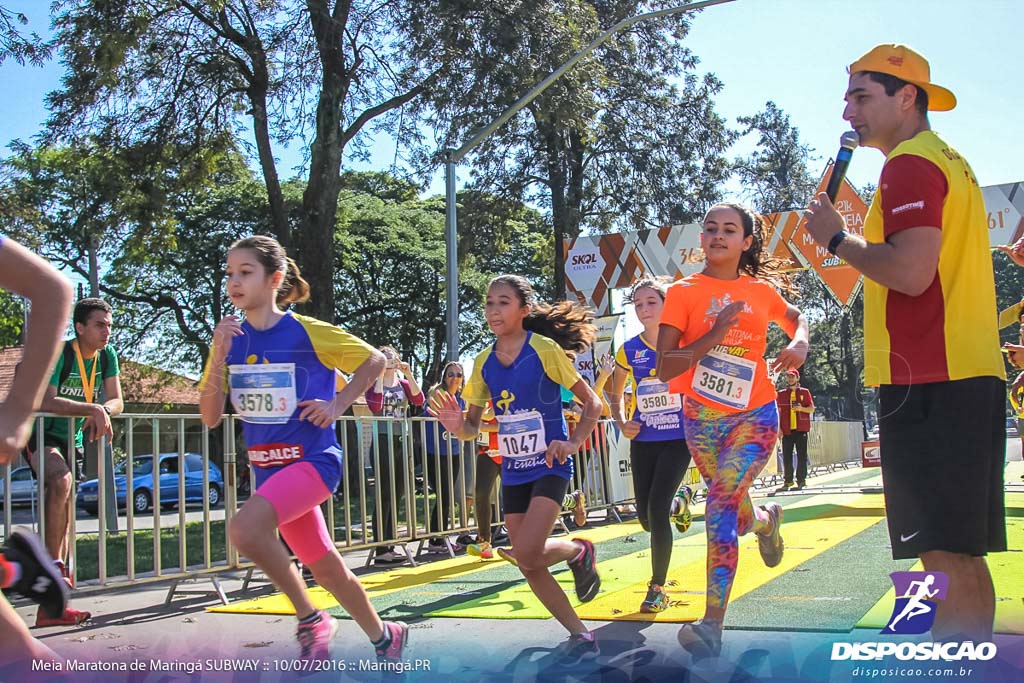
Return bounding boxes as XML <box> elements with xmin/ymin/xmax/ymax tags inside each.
<box><xmin>502</xmin><ymin>475</ymin><xmax>570</xmax><ymax>515</ymax></box>
<box><xmin>879</xmin><ymin>375</ymin><xmax>1006</xmax><ymax>560</ymax></box>
<box><xmin>24</xmin><ymin>433</ymin><xmax>83</xmax><ymax>477</ymax></box>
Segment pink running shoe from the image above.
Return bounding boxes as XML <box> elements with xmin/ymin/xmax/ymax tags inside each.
<box><xmin>296</xmin><ymin>611</ymin><xmax>338</xmax><ymax>661</ymax></box>
<box><xmin>375</xmin><ymin>621</ymin><xmax>409</xmax><ymax>660</ymax></box>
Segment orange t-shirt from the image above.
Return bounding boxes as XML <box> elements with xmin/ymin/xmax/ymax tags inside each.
<box><xmin>661</xmin><ymin>273</ymin><xmax>792</xmax><ymax>413</ymax></box>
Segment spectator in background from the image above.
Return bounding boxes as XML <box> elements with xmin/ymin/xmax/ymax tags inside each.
<box><xmin>423</xmin><ymin>361</ymin><xmax>467</xmax><ymax>552</ymax></box>
<box><xmin>26</xmin><ymin>297</ymin><xmax>123</xmax><ymax>626</ymax></box>
<box><xmin>365</xmin><ymin>346</ymin><xmax>423</xmax><ymax>564</ymax></box>
<box><xmin>775</xmin><ymin>369</ymin><xmax>815</xmax><ymax>490</ymax></box>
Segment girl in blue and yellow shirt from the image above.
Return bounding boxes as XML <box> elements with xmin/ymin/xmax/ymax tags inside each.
<box><xmin>430</xmin><ymin>274</ymin><xmax>603</xmax><ymax>663</ymax></box>
<box><xmin>199</xmin><ymin>236</ymin><xmax>406</xmax><ymax>664</ymax></box>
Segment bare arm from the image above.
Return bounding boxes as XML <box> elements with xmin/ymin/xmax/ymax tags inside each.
<box><xmin>656</xmin><ymin>300</ymin><xmax>744</xmax><ymax>382</ymax></box>
<box><xmin>0</xmin><ymin>239</ymin><xmax>73</xmax><ymax>459</ymax></box>
<box><xmin>332</xmin><ymin>351</ymin><xmax>386</xmax><ymax>417</ymax></box>
<box><xmin>804</xmin><ymin>192</ymin><xmax>941</xmax><ymax>297</ymax></box>
<box><xmin>199</xmin><ymin>316</ymin><xmax>244</xmax><ymax>428</ymax></box>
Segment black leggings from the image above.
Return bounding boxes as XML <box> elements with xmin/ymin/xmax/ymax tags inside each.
<box><xmin>425</xmin><ymin>453</ymin><xmax>461</xmax><ymax>534</ymax></box>
<box><xmin>473</xmin><ymin>453</ymin><xmax>502</xmax><ymax>543</ymax></box>
<box><xmin>630</xmin><ymin>438</ymin><xmax>691</xmax><ymax>585</ymax></box>
<box><xmin>371</xmin><ymin>431</ymin><xmax>408</xmax><ymax>547</ymax></box>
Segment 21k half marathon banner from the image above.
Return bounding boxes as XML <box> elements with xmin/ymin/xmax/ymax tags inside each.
<box><xmin>566</xmin><ymin>179</ymin><xmax>1024</xmax><ymax>314</ymax></box>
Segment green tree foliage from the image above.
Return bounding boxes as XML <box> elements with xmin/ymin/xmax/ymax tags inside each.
<box><xmin>410</xmin><ymin>0</ymin><xmax>733</xmax><ymax>295</ymax></box>
<box><xmin>0</xmin><ymin>5</ymin><xmax>51</xmax><ymax>65</ymax></box>
<box><xmin>334</xmin><ymin>176</ymin><xmax>553</xmax><ymax>383</ymax></box>
<box><xmin>734</xmin><ymin>101</ymin><xmax>819</xmax><ymax>214</ymax></box>
<box><xmin>1</xmin><ymin>138</ymin><xmax>223</xmax><ymax>296</ymax></box>
<box><xmin>0</xmin><ymin>290</ymin><xmax>24</xmax><ymax>347</ymax></box>
<box><xmin>44</xmin><ymin>0</ymin><xmax>457</xmax><ymax>323</ymax></box>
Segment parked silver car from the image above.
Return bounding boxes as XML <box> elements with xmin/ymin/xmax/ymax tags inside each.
<box><xmin>0</xmin><ymin>466</ymin><xmax>40</xmax><ymax>507</ymax></box>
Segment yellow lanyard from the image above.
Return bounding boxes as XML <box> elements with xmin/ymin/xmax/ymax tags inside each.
<box><xmin>790</xmin><ymin>389</ymin><xmax>798</xmax><ymax>430</ymax></box>
<box><xmin>72</xmin><ymin>340</ymin><xmax>100</xmax><ymax>404</ymax></box>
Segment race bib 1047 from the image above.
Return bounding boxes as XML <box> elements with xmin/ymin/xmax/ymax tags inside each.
<box><xmin>496</xmin><ymin>411</ymin><xmax>546</xmax><ymax>459</ymax></box>
<box><xmin>229</xmin><ymin>363</ymin><xmax>297</xmax><ymax>424</ymax></box>
<box><xmin>692</xmin><ymin>350</ymin><xmax>756</xmax><ymax>410</ymax></box>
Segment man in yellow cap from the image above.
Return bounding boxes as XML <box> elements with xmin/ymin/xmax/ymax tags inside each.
<box><xmin>804</xmin><ymin>44</ymin><xmax>1006</xmax><ymax>642</ymax></box>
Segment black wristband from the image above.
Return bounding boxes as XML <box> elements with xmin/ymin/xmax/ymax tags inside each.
<box><xmin>827</xmin><ymin>230</ymin><xmax>848</xmax><ymax>256</ymax></box>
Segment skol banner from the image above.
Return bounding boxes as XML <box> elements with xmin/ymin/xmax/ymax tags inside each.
<box><xmin>567</xmin><ymin>180</ymin><xmax>1023</xmax><ymax>314</ymax></box>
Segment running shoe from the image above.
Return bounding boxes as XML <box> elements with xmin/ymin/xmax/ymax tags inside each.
<box><xmin>495</xmin><ymin>546</ymin><xmax>518</xmax><ymax>567</ymax></box>
<box><xmin>567</xmin><ymin>538</ymin><xmax>600</xmax><ymax>603</ymax></box>
<box><xmin>374</xmin><ymin>549</ymin><xmax>405</xmax><ymax>564</ymax></box>
<box><xmin>36</xmin><ymin>606</ymin><xmax>91</xmax><ymax>627</ymax></box>
<box><xmin>570</xmin><ymin>490</ymin><xmax>587</xmax><ymax>527</ymax></box>
<box><xmin>677</xmin><ymin>620</ymin><xmax>722</xmax><ymax>658</ymax></box>
<box><xmin>669</xmin><ymin>485</ymin><xmax>693</xmax><ymax>533</ymax></box>
<box><xmin>556</xmin><ymin>631</ymin><xmax>599</xmax><ymax>666</ymax></box>
<box><xmin>757</xmin><ymin>503</ymin><xmax>784</xmax><ymax>568</ymax></box>
<box><xmin>467</xmin><ymin>540</ymin><xmax>494</xmax><ymax>560</ymax></box>
<box><xmin>375</xmin><ymin>621</ymin><xmax>409</xmax><ymax>660</ymax></box>
<box><xmin>296</xmin><ymin>611</ymin><xmax>338</xmax><ymax>662</ymax></box>
<box><xmin>1</xmin><ymin>529</ymin><xmax>69</xmax><ymax>618</ymax></box>
<box><xmin>427</xmin><ymin>538</ymin><xmax>463</xmax><ymax>554</ymax></box>
<box><xmin>640</xmin><ymin>582</ymin><xmax>669</xmax><ymax>613</ymax></box>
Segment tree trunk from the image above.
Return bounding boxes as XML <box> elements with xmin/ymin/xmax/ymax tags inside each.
<box><xmin>298</xmin><ymin>1</ymin><xmax>350</xmax><ymax>323</ymax></box>
<box><xmin>87</xmin><ymin>235</ymin><xmax>100</xmax><ymax>297</ymax></box>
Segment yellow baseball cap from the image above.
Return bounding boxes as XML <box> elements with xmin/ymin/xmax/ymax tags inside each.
<box><xmin>848</xmin><ymin>44</ymin><xmax>956</xmax><ymax>112</ymax></box>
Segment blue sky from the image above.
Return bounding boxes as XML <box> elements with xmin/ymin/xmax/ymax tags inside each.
<box><xmin>2</xmin><ymin>0</ymin><xmax>1020</xmax><ymax>202</ymax></box>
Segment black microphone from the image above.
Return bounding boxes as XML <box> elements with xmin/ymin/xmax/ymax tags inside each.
<box><xmin>825</xmin><ymin>131</ymin><xmax>860</xmax><ymax>203</ymax></box>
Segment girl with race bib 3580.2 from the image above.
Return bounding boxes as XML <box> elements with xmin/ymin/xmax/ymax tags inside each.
<box><xmin>656</xmin><ymin>204</ymin><xmax>809</xmax><ymax>658</ymax></box>
<box><xmin>199</xmin><ymin>236</ymin><xmax>407</xmax><ymax>665</ymax></box>
<box><xmin>608</xmin><ymin>275</ymin><xmax>693</xmax><ymax>614</ymax></box>
<box><xmin>429</xmin><ymin>274</ymin><xmax>604</xmax><ymax>666</ymax></box>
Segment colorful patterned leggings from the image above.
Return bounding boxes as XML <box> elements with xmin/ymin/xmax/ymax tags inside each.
<box><xmin>683</xmin><ymin>398</ymin><xmax>779</xmax><ymax>610</ymax></box>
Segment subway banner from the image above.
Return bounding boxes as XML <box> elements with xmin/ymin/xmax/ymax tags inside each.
<box><xmin>566</xmin><ymin>179</ymin><xmax>1023</xmax><ymax>314</ymax></box>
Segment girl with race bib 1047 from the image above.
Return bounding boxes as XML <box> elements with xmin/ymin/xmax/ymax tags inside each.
<box><xmin>199</xmin><ymin>236</ymin><xmax>407</xmax><ymax>664</ymax></box>
<box><xmin>607</xmin><ymin>275</ymin><xmax>693</xmax><ymax>614</ymax></box>
<box><xmin>656</xmin><ymin>204</ymin><xmax>809</xmax><ymax>658</ymax></box>
<box><xmin>429</xmin><ymin>274</ymin><xmax>604</xmax><ymax>665</ymax></box>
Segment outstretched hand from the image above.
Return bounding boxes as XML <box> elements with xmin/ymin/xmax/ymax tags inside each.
<box><xmin>997</xmin><ymin>238</ymin><xmax>1024</xmax><ymax>267</ymax></box>
<box><xmin>428</xmin><ymin>390</ymin><xmax>465</xmax><ymax>435</ymax></box>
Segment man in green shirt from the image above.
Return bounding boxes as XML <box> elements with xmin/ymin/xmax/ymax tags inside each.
<box><xmin>26</xmin><ymin>298</ymin><xmax>123</xmax><ymax>626</ymax></box>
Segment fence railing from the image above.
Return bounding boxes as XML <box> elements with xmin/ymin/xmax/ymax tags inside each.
<box><xmin>3</xmin><ymin>412</ymin><xmax>621</xmax><ymax>601</ymax></box>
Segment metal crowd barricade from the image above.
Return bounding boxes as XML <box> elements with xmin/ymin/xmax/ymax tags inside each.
<box><xmin>1</xmin><ymin>411</ymin><xmax>626</xmax><ymax>603</ymax></box>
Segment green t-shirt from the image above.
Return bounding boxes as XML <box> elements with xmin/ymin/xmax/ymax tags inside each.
<box><xmin>42</xmin><ymin>345</ymin><xmax>120</xmax><ymax>449</ymax></box>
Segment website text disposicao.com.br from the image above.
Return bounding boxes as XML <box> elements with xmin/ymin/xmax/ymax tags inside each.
<box><xmin>837</xmin><ymin>641</ymin><xmax>996</xmax><ymax>679</ymax></box>
<box><xmin>852</xmin><ymin>665</ymin><xmax>978</xmax><ymax>678</ymax></box>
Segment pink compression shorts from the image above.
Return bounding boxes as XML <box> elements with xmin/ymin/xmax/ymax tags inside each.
<box><xmin>253</xmin><ymin>461</ymin><xmax>336</xmax><ymax>565</ymax></box>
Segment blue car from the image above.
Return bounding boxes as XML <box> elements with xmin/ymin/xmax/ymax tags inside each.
<box><xmin>78</xmin><ymin>453</ymin><xmax>223</xmax><ymax>515</ymax></box>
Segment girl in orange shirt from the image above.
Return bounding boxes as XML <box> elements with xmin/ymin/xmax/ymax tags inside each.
<box><xmin>657</xmin><ymin>204</ymin><xmax>809</xmax><ymax>657</ymax></box>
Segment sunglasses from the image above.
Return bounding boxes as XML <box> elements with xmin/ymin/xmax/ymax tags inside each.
<box><xmin>446</xmin><ymin>372</ymin><xmax>463</xmax><ymax>378</ymax></box>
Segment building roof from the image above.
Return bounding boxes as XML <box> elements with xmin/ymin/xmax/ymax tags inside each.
<box><xmin>0</xmin><ymin>346</ymin><xmax>199</xmax><ymax>407</ymax></box>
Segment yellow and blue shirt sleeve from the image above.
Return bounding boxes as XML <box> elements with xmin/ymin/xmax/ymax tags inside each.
<box><xmin>462</xmin><ymin>348</ymin><xmax>492</xmax><ymax>408</ymax></box>
<box><xmin>295</xmin><ymin>314</ymin><xmax>375</xmax><ymax>374</ymax></box>
<box><xmin>532</xmin><ymin>335</ymin><xmax>582</xmax><ymax>391</ymax></box>
<box><xmin>198</xmin><ymin>342</ymin><xmax>228</xmax><ymax>392</ymax></box>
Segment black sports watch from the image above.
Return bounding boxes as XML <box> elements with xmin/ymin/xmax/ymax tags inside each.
<box><xmin>827</xmin><ymin>230</ymin><xmax>849</xmax><ymax>256</ymax></box>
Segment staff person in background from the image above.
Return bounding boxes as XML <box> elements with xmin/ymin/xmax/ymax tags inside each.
<box><xmin>775</xmin><ymin>369</ymin><xmax>814</xmax><ymax>490</ymax></box>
